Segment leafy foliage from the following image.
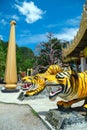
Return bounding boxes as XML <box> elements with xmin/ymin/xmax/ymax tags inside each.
<box><xmin>16</xmin><ymin>46</ymin><xmax>35</xmax><ymax>72</ymax></box>
<box><xmin>0</xmin><ymin>40</ymin><xmax>7</xmax><ymax>77</ymax></box>
<box><xmin>0</xmin><ymin>40</ymin><xmax>36</xmax><ymax>78</ymax></box>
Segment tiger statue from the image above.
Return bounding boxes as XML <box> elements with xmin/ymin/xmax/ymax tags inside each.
<box><xmin>22</xmin><ymin>64</ymin><xmax>63</xmax><ymax>82</ymax></box>
<box><xmin>18</xmin><ymin>65</ymin><xmax>87</xmax><ymax>111</ymax></box>
<box><xmin>21</xmin><ymin>64</ymin><xmax>64</xmax><ymax>90</ymax></box>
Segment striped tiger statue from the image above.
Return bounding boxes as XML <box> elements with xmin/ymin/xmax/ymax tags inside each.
<box><xmin>22</xmin><ymin>64</ymin><xmax>63</xmax><ymax>82</ymax></box>
<box><xmin>20</xmin><ymin>69</ymin><xmax>87</xmax><ymax>110</ymax></box>
<box><xmin>21</xmin><ymin>64</ymin><xmax>63</xmax><ymax>91</ymax></box>
<box><xmin>49</xmin><ymin>70</ymin><xmax>87</xmax><ymax>110</ymax></box>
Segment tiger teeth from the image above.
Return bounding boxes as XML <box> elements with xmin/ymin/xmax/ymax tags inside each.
<box><xmin>51</xmin><ymin>87</ymin><xmax>58</xmax><ymax>92</ymax></box>
<box><xmin>50</xmin><ymin>86</ymin><xmax>62</xmax><ymax>96</ymax></box>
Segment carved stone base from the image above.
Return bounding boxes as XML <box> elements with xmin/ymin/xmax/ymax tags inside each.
<box><xmin>45</xmin><ymin>109</ymin><xmax>87</xmax><ymax>130</ymax></box>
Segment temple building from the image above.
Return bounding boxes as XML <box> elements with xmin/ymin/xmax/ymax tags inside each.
<box><xmin>62</xmin><ymin>1</ymin><xmax>87</xmax><ymax>72</ymax></box>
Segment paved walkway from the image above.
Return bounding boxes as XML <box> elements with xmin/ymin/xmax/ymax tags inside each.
<box><xmin>0</xmin><ymin>85</ymin><xmax>59</xmax><ymax>130</ymax></box>
<box><xmin>0</xmin><ymin>85</ymin><xmax>84</xmax><ymax>130</ymax></box>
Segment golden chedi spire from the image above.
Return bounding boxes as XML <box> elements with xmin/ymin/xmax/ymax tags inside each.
<box><xmin>2</xmin><ymin>20</ymin><xmax>19</xmax><ymax>92</ymax></box>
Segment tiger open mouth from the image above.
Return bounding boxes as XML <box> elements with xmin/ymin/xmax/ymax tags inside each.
<box><xmin>49</xmin><ymin>84</ymin><xmax>64</xmax><ymax>99</ymax></box>
<box><xmin>22</xmin><ymin>82</ymin><xmax>33</xmax><ymax>90</ymax></box>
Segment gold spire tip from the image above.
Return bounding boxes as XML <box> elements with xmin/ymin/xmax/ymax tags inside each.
<box><xmin>10</xmin><ymin>20</ymin><xmax>16</xmax><ymax>25</ymax></box>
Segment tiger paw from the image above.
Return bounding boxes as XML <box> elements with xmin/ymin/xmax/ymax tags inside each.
<box><xmin>57</xmin><ymin>101</ymin><xmax>71</xmax><ymax>109</ymax></box>
<box><xmin>83</xmin><ymin>104</ymin><xmax>87</xmax><ymax>109</ymax></box>
<box><xmin>82</xmin><ymin>104</ymin><xmax>87</xmax><ymax>112</ymax></box>
<box><xmin>26</xmin><ymin>90</ymin><xmax>37</xmax><ymax>96</ymax></box>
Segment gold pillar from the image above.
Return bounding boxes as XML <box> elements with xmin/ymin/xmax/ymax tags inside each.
<box><xmin>3</xmin><ymin>20</ymin><xmax>19</xmax><ymax>92</ymax></box>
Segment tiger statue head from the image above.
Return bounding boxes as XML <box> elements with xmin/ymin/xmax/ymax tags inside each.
<box><xmin>23</xmin><ymin>74</ymin><xmax>59</xmax><ymax>96</ymax></box>
<box><xmin>48</xmin><ymin>70</ymin><xmax>79</xmax><ymax>100</ymax></box>
<box><xmin>48</xmin><ymin>70</ymin><xmax>87</xmax><ymax>109</ymax></box>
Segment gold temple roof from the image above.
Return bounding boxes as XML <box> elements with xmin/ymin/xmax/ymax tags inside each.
<box><xmin>62</xmin><ymin>2</ymin><xmax>87</xmax><ymax>61</ymax></box>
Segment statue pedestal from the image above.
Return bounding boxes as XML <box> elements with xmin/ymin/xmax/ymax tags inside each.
<box><xmin>45</xmin><ymin>109</ymin><xmax>87</xmax><ymax>130</ymax></box>
<box><xmin>1</xmin><ymin>84</ymin><xmax>19</xmax><ymax>93</ymax></box>
<box><xmin>1</xmin><ymin>88</ymin><xmax>19</xmax><ymax>93</ymax></box>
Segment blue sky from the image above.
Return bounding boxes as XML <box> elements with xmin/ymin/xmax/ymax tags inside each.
<box><xmin>0</xmin><ymin>0</ymin><xmax>86</xmax><ymax>51</ymax></box>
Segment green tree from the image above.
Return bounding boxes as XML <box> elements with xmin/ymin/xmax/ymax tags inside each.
<box><xmin>16</xmin><ymin>46</ymin><xmax>35</xmax><ymax>73</ymax></box>
<box><xmin>0</xmin><ymin>40</ymin><xmax>36</xmax><ymax>78</ymax></box>
<box><xmin>0</xmin><ymin>40</ymin><xmax>7</xmax><ymax>78</ymax></box>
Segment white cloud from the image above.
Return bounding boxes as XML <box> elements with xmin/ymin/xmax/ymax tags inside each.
<box><xmin>15</xmin><ymin>1</ymin><xmax>44</xmax><ymax>23</ymax></box>
<box><xmin>46</xmin><ymin>24</ymin><xmax>59</xmax><ymax>28</ymax></box>
<box><xmin>55</xmin><ymin>28</ymin><xmax>79</xmax><ymax>41</ymax></box>
<box><xmin>46</xmin><ymin>16</ymin><xmax>81</xmax><ymax>30</ymax></box>
<box><xmin>53</xmin><ymin>16</ymin><xmax>81</xmax><ymax>41</ymax></box>
<box><xmin>17</xmin><ymin>33</ymin><xmax>47</xmax><ymax>46</ymax></box>
<box><xmin>28</xmin><ymin>33</ymin><xmax>47</xmax><ymax>43</ymax></box>
<box><xmin>17</xmin><ymin>27</ymin><xmax>79</xmax><ymax>47</ymax></box>
<box><xmin>12</xmin><ymin>15</ymin><xmax>19</xmax><ymax>21</ymax></box>
<box><xmin>66</xmin><ymin>16</ymin><xmax>81</xmax><ymax>26</ymax></box>
<box><xmin>0</xmin><ymin>19</ymin><xmax>7</xmax><ymax>25</ymax></box>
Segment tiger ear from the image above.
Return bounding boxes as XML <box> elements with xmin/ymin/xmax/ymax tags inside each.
<box><xmin>71</xmin><ymin>69</ymin><xmax>78</xmax><ymax>79</ymax></box>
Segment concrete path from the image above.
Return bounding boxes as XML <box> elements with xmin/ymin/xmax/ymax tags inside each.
<box><xmin>0</xmin><ymin>85</ymin><xmax>84</xmax><ymax>130</ymax></box>
<box><xmin>0</xmin><ymin>86</ymin><xmax>59</xmax><ymax>130</ymax></box>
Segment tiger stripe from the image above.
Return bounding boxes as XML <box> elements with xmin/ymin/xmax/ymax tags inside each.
<box><xmin>46</xmin><ymin>64</ymin><xmax>63</xmax><ymax>75</ymax></box>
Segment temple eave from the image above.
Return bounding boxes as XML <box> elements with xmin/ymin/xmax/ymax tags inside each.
<box><xmin>62</xmin><ymin>29</ymin><xmax>87</xmax><ymax>59</ymax></box>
